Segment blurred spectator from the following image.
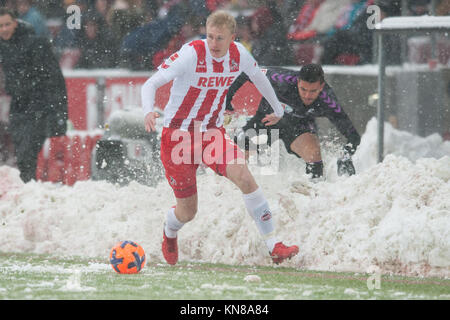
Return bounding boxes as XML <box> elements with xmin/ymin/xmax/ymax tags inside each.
<box><xmin>53</xmin><ymin>0</ymin><xmax>88</xmax><ymax>50</ymax></box>
<box><xmin>0</xmin><ymin>0</ymin><xmax>16</xmax><ymax>11</ymax></box>
<box><xmin>119</xmin><ymin>0</ymin><xmax>202</xmax><ymax>70</ymax></box>
<box><xmin>36</xmin><ymin>0</ymin><xmax>66</xmax><ymax>19</ymax></box>
<box><xmin>305</xmin><ymin>0</ymin><xmax>352</xmax><ymax>38</ymax></box>
<box><xmin>320</xmin><ymin>1</ymin><xmax>370</xmax><ymax>65</ymax></box>
<box><xmin>437</xmin><ymin>0</ymin><xmax>450</xmax><ymax>15</ymax></box>
<box><xmin>277</xmin><ymin>0</ymin><xmax>306</xmax><ymax>28</ymax></box>
<box><xmin>106</xmin><ymin>0</ymin><xmax>149</xmax><ymax>67</ymax></box>
<box><xmin>189</xmin><ymin>0</ymin><xmax>219</xmax><ymax>17</ymax></box>
<box><xmin>286</xmin><ymin>0</ymin><xmax>352</xmax><ymax>65</ymax></box>
<box><xmin>250</xmin><ymin>1</ymin><xmax>294</xmax><ymax>66</ymax></box>
<box><xmin>93</xmin><ymin>0</ymin><xmax>113</xmax><ymax>20</ymax></box>
<box><xmin>321</xmin><ymin>0</ymin><xmax>401</xmax><ymax>65</ymax></box>
<box><xmin>16</xmin><ymin>0</ymin><xmax>50</xmax><ymax>38</ymax></box>
<box><xmin>325</xmin><ymin>0</ymin><xmax>369</xmax><ymax>37</ymax></box>
<box><xmin>75</xmin><ymin>12</ymin><xmax>117</xmax><ymax>69</ymax></box>
<box><xmin>286</xmin><ymin>0</ymin><xmax>324</xmax><ymax>41</ymax></box>
<box><xmin>328</xmin><ymin>0</ymin><xmax>373</xmax><ymax>35</ymax></box>
<box><xmin>0</xmin><ymin>8</ymin><xmax>67</xmax><ymax>182</ymax></box>
<box><xmin>151</xmin><ymin>15</ymin><xmax>203</xmax><ymax>69</ymax></box>
<box><xmin>205</xmin><ymin>0</ymin><xmax>231</xmax><ymax>11</ymax></box>
<box><xmin>236</xmin><ymin>15</ymin><xmax>252</xmax><ymax>52</ymax></box>
<box><xmin>408</xmin><ymin>0</ymin><xmax>430</xmax><ymax>15</ymax></box>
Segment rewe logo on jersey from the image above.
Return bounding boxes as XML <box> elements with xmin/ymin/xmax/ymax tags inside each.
<box><xmin>197</xmin><ymin>76</ymin><xmax>235</xmax><ymax>88</ymax></box>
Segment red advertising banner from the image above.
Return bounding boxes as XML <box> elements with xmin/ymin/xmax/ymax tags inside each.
<box><xmin>65</xmin><ymin>77</ymin><xmax>97</xmax><ymax>130</ymax></box>
<box><xmin>1</xmin><ymin>70</ymin><xmax>263</xmax><ymax>184</ymax></box>
<box><xmin>1</xmin><ymin>70</ymin><xmax>261</xmax><ymax>130</ymax></box>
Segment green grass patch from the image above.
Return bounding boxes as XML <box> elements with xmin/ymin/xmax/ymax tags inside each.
<box><xmin>0</xmin><ymin>252</ymin><xmax>448</xmax><ymax>300</ymax></box>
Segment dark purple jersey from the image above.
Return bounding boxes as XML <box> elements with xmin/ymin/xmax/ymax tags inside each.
<box><xmin>227</xmin><ymin>67</ymin><xmax>361</xmax><ymax>153</ymax></box>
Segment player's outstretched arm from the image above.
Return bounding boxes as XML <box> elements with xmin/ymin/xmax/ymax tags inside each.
<box><xmin>141</xmin><ymin>70</ymin><xmax>169</xmax><ymax>131</ymax></box>
<box><xmin>248</xmin><ymin>70</ymin><xmax>284</xmax><ymax>119</ymax></box>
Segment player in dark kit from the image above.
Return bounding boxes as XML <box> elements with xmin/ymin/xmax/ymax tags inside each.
<box><xmin>226</xmin><ymin>64</ymin><xmax>361</xmax><ymax>179</ymax></box>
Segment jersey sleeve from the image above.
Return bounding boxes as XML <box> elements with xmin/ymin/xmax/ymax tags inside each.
<box><xmin>141</xmin><ymin>70</ymin><xmax>168</xmax><ymax>116</ymax></box>
<box><xmin>156</xmin><ymin>43</ymin><xmax>195</xmax><ymax>81</ymax></box>
<box><xmin>238</xmin><ymin>45</ymin><xmax>283</xmax><ymax>118</ymax></box>
<box><xmin>238</xmin><ymin>43</ymin><xmax>260</xmax><ymax>78</ymax></box>
<box><xmin>141</xmin><ymin>44</ymin><xmax>195</xmax><ymax>115</ymax></box>
<box><xmin>321</xmin><ymin>87</ymin><xmax>361</xmax><ymax>152</ymax></box>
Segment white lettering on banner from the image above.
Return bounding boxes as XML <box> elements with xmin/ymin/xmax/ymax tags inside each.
<box><xmin>105</xmin><ymin>83</ymin><xmax>144</xmax><ymax>120</ymax></box>
<box><xmin>87</xmin><ymin>83</ymin><xmax>98</xmax><ymax>130</ymax></box>
<box><xmin>84</xmin><ymin>82</ymin><xmax>145</xmax><ymax>130</ymax></box>
<box><xmin>0</xmin><ymin>96</ymin><xmax>11</xmax><ymax>123</ymax></box>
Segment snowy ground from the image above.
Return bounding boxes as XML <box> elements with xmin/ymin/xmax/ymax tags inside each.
<box><xmin>0</xmin><ymin>117</ymin><xmax>449</xmax><ymax>278</ymax></box>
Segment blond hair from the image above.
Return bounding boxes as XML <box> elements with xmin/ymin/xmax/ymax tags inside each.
<box><xmin>206</xmin><ymin>10</ymin><xmax>236</xmax><ymax>34</ymax></box>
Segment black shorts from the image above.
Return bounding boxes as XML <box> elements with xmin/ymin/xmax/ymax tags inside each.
<box><xmin>278</xmin><ymin>117</ymin><xmax>318</xmax><ymax>156</ymax></box>
<box><xmin>242</xmin><ymin>112</ymin><xmax>318</xmax><ymax>157</ymax></box>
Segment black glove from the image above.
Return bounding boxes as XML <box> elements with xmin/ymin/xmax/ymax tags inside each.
<box><xmin>337</xmin><ymin>145</ymin><xmax>356</xmax><ymax>176</ymax></box>
<box><xmin>343</xmin><ymin>143</ymin><xmax>356</xmax><ymax>156</ymax></box>
<box><xmin>337</xmin><ymin>156</ymin><xmax>355</xmax><ymax>176</ymax></box>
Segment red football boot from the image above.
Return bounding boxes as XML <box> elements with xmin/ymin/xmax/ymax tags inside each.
<box><xmin>270</xmin><ymin>242</ymin><xmax>299</xmax><ymax>264</ymax></box>
<box><xmin>162</xmin><ymin>229</ymin><xmax>178</xmax><ymax>265</ymax></box>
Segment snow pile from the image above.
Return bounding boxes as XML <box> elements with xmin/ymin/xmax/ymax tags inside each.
<box><xmin>0</xmin><ymin>118</ymin><xmax>449</xmax><ymax>277</ymax></box>
<box><xmin>354</xmin><ymin>118</ymin><xmax>450</xmax><ymax>174</ymax></box>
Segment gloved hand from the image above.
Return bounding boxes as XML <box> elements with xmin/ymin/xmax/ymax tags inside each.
<box><xmin>343</xmin><ymin>143</ymin><xmax>356</xmax><ymax>156</ymax></box>
<box><xmin>337</xmin><ymin>145</ymin><xmax>356</xmax><ymax>176</ymax></box>
<box><xmin>337</xmin><ymin>156</ymin><xmax>355</xmax><ymax>176</ymax></box>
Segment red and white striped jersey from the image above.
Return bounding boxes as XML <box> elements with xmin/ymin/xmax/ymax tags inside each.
<box><xmin>155</xmin><ymin>39</ymin><xmax>261</xmax><ymax>131</ymax></box>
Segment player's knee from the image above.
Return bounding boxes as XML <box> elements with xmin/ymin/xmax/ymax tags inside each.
<box><xmin>184</xmin><ymin>210</ymin><xmax>197</xmax><ymax>222</ymax></box>
<box><xmin>175</xmin><ymin>203</ymin><xmax>198</xmax><ymax>222</ymax></box>
<box><xmin>228</xmin><ymin>164</ymin><xmax>256</xmax><ymax>192</ymax></box>
<box><xmin>290</xmin><ymin>139</ymin><xmax>321</xmax><ymax>163</ymax></box>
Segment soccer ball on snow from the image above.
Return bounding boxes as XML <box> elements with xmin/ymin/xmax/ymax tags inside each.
<box><xmin>110</xmin><ymin>240</ymin><xmax>146</xmax><ymax>274</ymax></box>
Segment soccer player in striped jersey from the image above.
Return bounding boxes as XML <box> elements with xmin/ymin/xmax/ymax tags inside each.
<box><xmin>141</xmin><ymin>11</ymin><xmax>299</xmax><ymax>266</ymax></box>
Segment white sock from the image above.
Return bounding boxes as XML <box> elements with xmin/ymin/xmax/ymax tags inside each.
<box><xmin>164</xmin><ymin>207</ymin><xmax>184</xmax><ymax>238</ymax></box>
<box><xmin>242</xmin><ymin>188</ymin><xmax>279</xmax><ymax>252</ymax></box>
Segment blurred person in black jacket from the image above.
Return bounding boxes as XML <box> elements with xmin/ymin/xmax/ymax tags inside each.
<box><xmin>0</xmin><ymin>8</ymin><xmax>67</xmax><ymax>182</ymax></box>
